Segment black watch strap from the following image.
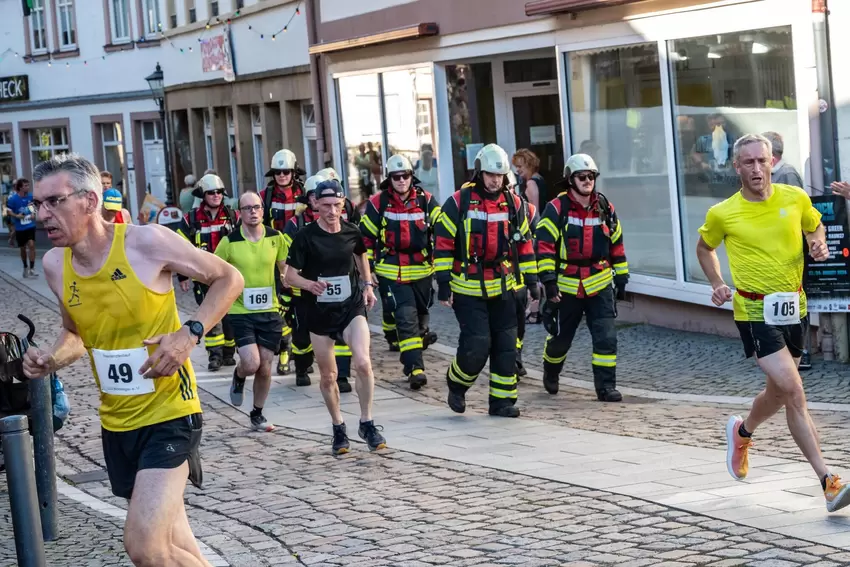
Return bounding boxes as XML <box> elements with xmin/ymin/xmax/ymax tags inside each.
<box><xmin>184</xmin><ymin>320</ymin><xmax>204</xmax><ymax>345</ymax></box>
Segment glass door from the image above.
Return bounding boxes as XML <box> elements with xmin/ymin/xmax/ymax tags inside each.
<box><xmin>506</xmin><ymin>90</ymin><xmax>564</xmax><ymax>203</ymax></box>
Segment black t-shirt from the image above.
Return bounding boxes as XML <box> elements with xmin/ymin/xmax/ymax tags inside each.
<box><xmin>286</xmin><ymin>220</ymin><xmax>367</xmax><ymax>308</ymax></box>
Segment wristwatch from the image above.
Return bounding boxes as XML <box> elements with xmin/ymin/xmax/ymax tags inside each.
<box><xmin>361</xmin><ymin>280</ymin><xmax>375</xmax><ymax>288</ymax></box>
<box><xmin>184</xmin><ymin>320</ymin><xmax>204</xmax><ymax>345</ymax></box>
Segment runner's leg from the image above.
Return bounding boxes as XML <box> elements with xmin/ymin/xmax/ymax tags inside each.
<box><xmin>124</xmin><ymin>463</ymin><xmax>207</xmax><ymax>567</ymax></box>
<box><xmin>236</xmin><ymin>344</ymin><xmax>261</xmax><ymax>381</ymax></box>
<box><xmin>251</xmin><ymin>345</ymin><xmax>275</xmax><ymax>409</ymax></box>
<box><xmin>171</xmin><ymin>502</ymin><xmax>212</xmax><ymax>567</ymax></box>
<box><xmin>311</xmin><ymin>332</ymin><xmax>342</xmax><ymax>424</ymax></box>
<box><xmin>745</xmin><ymin>348</ymin><xmax>828</xmax><ymax>478</ymax></box>
<box><xmin>342</xmin><ymin>315</ymin><xmax>373</xmax><ymax>422</ymax></box>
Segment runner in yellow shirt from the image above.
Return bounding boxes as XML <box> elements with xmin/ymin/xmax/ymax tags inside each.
<box><xmin>696</xmin><ymin>133</ymin><xmax>850</xmax><ymax>512</ymax></box>
<box><xmin>22</xmin><ymin>153</ymin><xmax>243</xmax><ymax>565</ymax></box>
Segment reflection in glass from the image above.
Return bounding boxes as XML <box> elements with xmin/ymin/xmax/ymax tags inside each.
<box><xmin>568</xmin><ymin>43</ymin><xmax>674</xmax><ymax>278</ymax></box>
<box><xmin>670</xmin><ymin>26</ymin><xmax>797</xmax><ymax>283</ymax></box>
<box><xmin>381</xmin><ymin>68</ymin><xmax>438</xmax><ymax>195</ymax></box>
<box><xmin>337</xmin><ymin>74</ymin><xmax>383</xmax><ymax>204</ymax></box>
<box><xmin>446</xmin><ymin>63</ymin><xmax>496</xmax><ymax>190</ymax></box>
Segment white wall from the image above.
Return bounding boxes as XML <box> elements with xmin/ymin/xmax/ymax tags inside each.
<box><xmin>828</xmin><ymin>1</ymin><xmax>850</xmax><ymax>182</ymax></box>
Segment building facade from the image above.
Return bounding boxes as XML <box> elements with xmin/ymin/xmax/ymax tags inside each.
<box><xmin>309</xmin><ymin>0</ymin><xmax>823</xmax><ymax>338</ymax></box>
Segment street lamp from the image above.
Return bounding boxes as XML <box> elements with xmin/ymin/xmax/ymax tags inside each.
<box><xmin>145</xmin><ymin>62</ymin><xmax>174</xmax><ymax>205</ymax></box>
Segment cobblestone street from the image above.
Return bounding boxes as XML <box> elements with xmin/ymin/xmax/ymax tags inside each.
<box><xmin>3</xmin><ymin>253</ymin><xmax>850</xmax><ymax>566</ymax></box>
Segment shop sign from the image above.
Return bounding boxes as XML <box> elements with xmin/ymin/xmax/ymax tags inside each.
<box><xmin>0</xmin><ymin>75</ymin><xmax>29</xmax><ymax>103</ymax></box>
<box><xmin>805</xmin><ymin>195</ymin><xmax>850</xmax><ymax>312</ymax></box>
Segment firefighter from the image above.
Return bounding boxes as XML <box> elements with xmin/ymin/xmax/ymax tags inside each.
<box><xmin>435</xmin><ymin>144</ymin><xmax>539</xmax><ymax>417</ymax></box>
<box><xmin>261</xmin><ymin>149</ymin><xmax>306</xmax><ymax>230</ymax></box>
<box><xmin>507</xmin><ymin>170</ymin><xmax>540</xmax><ymax>380</ymax></box>
<box><xmin>177</xmin><ymin>174</ymin><xmax>239</xmax><ymax>370</ymax></box>
<box><xmin>536</xmin><ymin>154</ymin><xmax>628</xmax><ymax>402</ymax></box>
<box><xmin>282</xmin><ymin>170</ymin><xmax>360</xmax><ymax>392</ymax></box>
<box><xmin>360</xmin><ymin>155</ymin><xmax>441</xmax><ymax>390</ymax></box>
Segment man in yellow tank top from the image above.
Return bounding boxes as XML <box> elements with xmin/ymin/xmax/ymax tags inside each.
<box><xmin>22</xmin><ymin>153</ymin><xmax>244</xmax><ymax>566</ymax></box>
<box><xmin>696</xmin><ymin>134</ymin><xmax>850</xmax><ymax>513</ymax></box>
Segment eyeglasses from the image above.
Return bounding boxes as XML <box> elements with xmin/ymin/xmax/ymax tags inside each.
<box><xmin>390</xmin><ymin>173</ymin><xmax>411</xmax><ymax>182</ymax></box>
<box><xmin>274</xmin><ymin>169</ymin><xmax>294</xmax><ymax>176</ymax></box>
<box><xmin>240</xmin><ymin>204</ymin><xmax>262</xmax><ymax>213</ymax></box>
<box><xmin>31</xmin><ymin>190</ymin><xmax>87</xmax><ymax>212</ymax></box>
<box><xmin>574</xmin><ymin>173</ymin><xmax>596</xmax><ymax>182</ymax></box>
<box><xmin>205</xmin><ymin>189</ymin><xmax>225</xmax><ymax>195</ymax></box>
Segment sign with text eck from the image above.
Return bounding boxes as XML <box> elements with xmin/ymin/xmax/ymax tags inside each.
<box><xmin>0</xmin><ymin>75</ymin><xmax>29</xmax><ymax>103</ymax></box>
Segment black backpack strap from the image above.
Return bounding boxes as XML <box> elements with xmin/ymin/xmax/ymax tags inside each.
<box><xmin>595</xmin><ymin>192</ymin><xmax>615</xmax><ymax>236</ymax></box>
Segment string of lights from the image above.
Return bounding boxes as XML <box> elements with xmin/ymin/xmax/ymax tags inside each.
<box><xmin>0</xmin><ymin>1</ymin><xmax>301</xmax><ymax>68</ymax></box>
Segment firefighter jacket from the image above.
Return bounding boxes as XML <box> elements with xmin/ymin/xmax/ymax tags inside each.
<box><xmin>536</xmin><ymin>190</ymin><xmax>628</xmax><ymax>298</ymax></box>
<box><xmin>360</xmin><ymin>187</ymin><xmax>441</xmax><ymax>283</ymax></box>
<box><xmin>261</xmin><ymin>180</ymin><xmax>305</xmax><ymax>231</ymax></box>
<box><xmin>177</xmin><ymin>205</ymin><xmax>238</xmax><ymax>254</ymax></box>
<box><xmin>435</xmin><ymin>180</ymin><xmax>538</xmax><ymax>298</ymax></box>
<box><xmin>516</xmin><ymin>201</ymin><xmax>541</xmax><ymax>290</ymax></box>
<box><xmin>282</xmin><ymin>199</ymin><xmax>360</xmax><ymax>298</ymax></box>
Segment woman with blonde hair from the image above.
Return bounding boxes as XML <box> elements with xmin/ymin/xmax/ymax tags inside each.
<box><xmin>511</xmin><ymin>149</ymin><xmax>546</xmax><ymax>210</ymax></box>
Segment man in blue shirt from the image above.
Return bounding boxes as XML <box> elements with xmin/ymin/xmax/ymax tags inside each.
<box><xmin>7</xmin><ymin>178</ymin><xmax>37</xmax><ymax>278</ymax></box>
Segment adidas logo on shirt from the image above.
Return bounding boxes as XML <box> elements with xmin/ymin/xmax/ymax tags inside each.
<box><xmin>111</xmin><ymin>268</ymin><xmax>127</xmax><ymax>281</ymax></box>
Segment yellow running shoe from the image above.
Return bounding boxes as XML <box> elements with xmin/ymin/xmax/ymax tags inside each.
<box><xmin>725</xmin><ymin>415</ymin><xmax>752</xmax><ymax>480</ymax></box>
<box><xmin>824</xmin><ymin>474</ymin><xmax>850</xmax><ymax>512</ymax></box>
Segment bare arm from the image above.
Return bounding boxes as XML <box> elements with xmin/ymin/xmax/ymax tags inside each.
<box><xmin>23</xmin><ymin>249</ymin><xmax>87</xmax><ymax>378</ymax></box>
<box><xmin>696</xmin><ymin>237</ymin><xmax>725</xmax><ymax>290</ymax></box>
<box><xmin>277</xmin><ymin>260</ymin><xmax>288</xmax><ymax>285</ymax></box>
<box><xmin>354</xmin><ymin>252</ymin><xmax>372</xmax><ymax>283</ymax></box>
<box><xmin>525</xmin><ymin>179</ymin><xmax>540</xmax><ymax>210</ymax></box>
<box><xmin>805</xmin><ymin>222</ymin><xmax>829</xmax><ymax>261</ymax></box>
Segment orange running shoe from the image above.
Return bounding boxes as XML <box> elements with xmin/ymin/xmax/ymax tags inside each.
<box><xmin>726</xmin><ymin>415</ymin><xmax>752</xmax><ymax>480</ymax></box>
<box><xmin>824</xmin><ymin>474</ymin><xmax>850</xmax><ymax>512</ymax></box>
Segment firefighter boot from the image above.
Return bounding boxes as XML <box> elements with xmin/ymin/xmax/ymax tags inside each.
<box><xmin>296</xmin><ymin>372</ymin><xmax>311</xmax><ymax>386</ymax></box>
<box><xmin>277</xmin><ymin>347</ymin><xmax>292</xmax><ymax>376</ymax></box>
<box><xmin>446</xmin><ymin>374</ymin><xmax>466</xmax><ymax>414</ymax></box>
<box><xmin>208</xmin><ymin>346</ymin><xmax>223</xmax><ymax>372</ymax></box>
<box><xmin>597</xmin><ymin>388</ymin><xmax>623</xmax><ymax>402</ymax></box>
<box><xmin>489</xmin><ymin>403</ymin><xmax>520</xmax><ymax>418</ymax></box>
<box><xmin>516</xmin><ymin>344</ymin><xmax>528</xmax><ymax>381</ymax></box>
<box><xmin>337</xmin><ymin>377</ymin><xmax>352</xmax><ymax>393</ymax></box>
<box><xmin>543</xmin><ymin>370</ymin><xmax>559</xmax><ymax>395</ymax></box>
<box><xmin>222</xmin><ymin>348</ymin><xmax>237</xmax><ymax>367</ymax></box>
<box><xmin>408</xmin><ymin>369</ymin><xmax>427</xmax><ymax>391</ymax></box>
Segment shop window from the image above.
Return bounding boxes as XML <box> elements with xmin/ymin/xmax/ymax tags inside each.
<box><xmin>251</xmin><ymin>106</ymin><xmax>264</xmax><ymax>190</ymax></box>
<box><xmin>503</xmin><ymin>58</ymin><xmax>557</xmax><ymax>84</ymax></box>
<box><xmin>0</xmin><ymin>133</ymin><xmax>14</xmax><ymax>224</ymax></box>
<box><xmin>143</xmin><ymin>0</ymin><xmax>162</xmax><ymax>37</ymax></box>
<box><xmin>30</xmin><ymin>0</ymin><xmax>49</xmax><ymax>53</ymax></box>
<box><xmin>446</xmin><ymin>63</ymin><xmax>497</xmax><ymax>190</ymax></box>
<box><xmin>302</xmin><ymin>102</ymin><xmax>318</xmax><ymax>175</ymax></box>
<box><xmin>56</xmin><ymin>0</ymin><xmax>77</xmax><ymax>49</ymax></box>
<box><xmin>100</xmin><ymin>122</ymin><xmax>125</xmax><ymax>193</ymax></box>
<box><xmin>337</xmin><ymin>73</ymin><xmax>383</xmax><ymax>203</ymax></box>
<box><xmin>171</xmin><ymin>110</ymin><xmax>192</xmax><ymax>191</ymax></box>
<box><xmin>669</xmin><ymin>26</ymin><xmax>797</xmax><ymax>284</ymax></box>
<box><xmin>567</xmin><ymin>43</ymin><xmax>675</xmax><ymax>279</ymax></box>
<box><xmin>381</xmin><ymin>68</ymin><xmax>437</xmax><ymax>195</ymax></box>
<box><xmin>30</xmin><ymin>127</ymin><xmax>69</xmax><ymax>166</ymax></box>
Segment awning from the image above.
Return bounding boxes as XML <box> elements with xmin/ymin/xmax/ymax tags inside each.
<box><xmin>309</xmin><ymin>23</ymin><xmax>439</xmax><ymax>55</ymax></box>
<box><xmin>525</xmin><ymin>0</ymin><xmax>646</xmax><ymax>17</ymax></box>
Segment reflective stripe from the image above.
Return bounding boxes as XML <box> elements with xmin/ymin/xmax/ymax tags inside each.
<box><xmin>399</xmin><ymin>337</ymin><xmax>423</xmax><ymax>352</ymax></box>
<box><xmin>375</xmin><ymin>263</ymin><xmax>434</xmax><ymax>281</ymax></box>
<box><xmin>448</xmin><ymin>359</ymin><xmax>476</xmax><ymax>387</ymax></box>
<box><xmin>489</xmin><ymin>387</ymin><xmax>518</xmax><ymax>399</ymax></box>
<box><xmin>434</xmin><ymin>258</ymin><xmax>454</xmax><ymax>271</ymax></box>
<box><xmin>383</xmin><ymin>211</ymin><xmax>425</xmax><ymax>221</ymax></box>
<box><xmin>292</xmin><ymin>344</ymin><xmax>313</xmax><ymax>355</ymax></box>
<box><xmin>538</xmin><ymin>259</ymin><xmax>557</xmax><ymax>272</ymax></box>
<box><xmin>429</xmin><ymin>207</ymin><xmax>442</xmax><ymax>224</ymax></box>
<box><xmin>592</xmin><ymin>353</ymin><xmax>617</xmax><ymax>367</ymax></box>
<box><xmin>537</xmin><ymin>217</ymin><xmax>559</xmax><ymax>239</ymax></box>
<box><xmin>440</xmin><ymin>215</ymin><xmax>457</xmax><ymax>237</ymax></box>
<box><xmin>334</xmin><ymin>345</ymin><xmax>352</xmax><ymax>357</ymax></box>
<box><xmin>199</xmin><ymin>225</ymin><xmax>226</xmax><ymax>234</ymax></box>
<box><xmin>450</xmin><ymin>273</ymin><xmax>518</xmax><ymax>298</ymax></box>
<box><xmin>281</xmin><ymin>326</ymin><xmax>292</xmax><ymax>337</ymax></box>
<box><xmin>361</xmin><ymin>215</ymin><xmax>380</xmax><ymax>237</ymax></box>
<box><xmin>490</xmin><ymin>373</ymin><xmax>517</xmax><ymax>386</ymax></box>
<box><xmin>466</xmin><ymin>210</ymin><xmax>509</xmax><ymax>222</ymax></box>
<box><xmin>567</xmin><ymin>216</ymin><xmax>602</xmax><ymax>226</ymax></box>
<box><xmin>205</xmin><ymin>334</ymin><xmax>225</xmax><ymax>347</ymax></box>
<box><xmin>270</xmin><ymin>202</ymin><xmax>298</xmax><ymax>211</ymax></box>
<box><xmin>515</xmin><ymin>338</ymin><xmax>523</xmax><ymax>349</ymax></box>
<box><xmin>224</xmin><ymin>339</ymin><xmax>236</xmax><ymax>347</ymax></box>
<box><xmin>518</xmin><ymin>260</ymin><xmax>537</xmax><ymax>274</ymax></box>
<box><xmin>611</xmin><ymin>220</ymin><xmax>622</xmax><ymax>242</ymax></box>
<box><xmin>613</xmin><ymin>261</ymin><xmax>628</xmax><ymax>275</ymax></box>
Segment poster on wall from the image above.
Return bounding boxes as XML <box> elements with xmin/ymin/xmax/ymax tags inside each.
<box><xmin>200</xmin><ymin>33</ymin><xmax>235</xmax><ymax>82</ymax></box>
<box><xmin>805</xmin><ymin>195</ymin><xmax>850</xmax><ymax>312</ymax></box>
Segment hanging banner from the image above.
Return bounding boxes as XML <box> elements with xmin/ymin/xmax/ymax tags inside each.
<box><xmin>200</xmin><ymin>33</ymin><xmax>235</xmax><ymax>82</ymax></box>
<box><xmin>805</xmin><ymin>195</ymin><xmax>850</xmax><ymax>312</ymax></box>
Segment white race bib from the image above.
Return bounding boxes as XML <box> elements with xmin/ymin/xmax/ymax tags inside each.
<box><xmin>243</xmin><ymin>286</ymin><xmax>273</xmax><ymax>311</ymax></box>
<box><xmin>21</xmin><ymin>214</ymin><xmax>33</xmax><ymax>225</ymax></box>
<box><xmin>92</xmin><ymin>347</ymin><xmax>155</xmax><ymax>396</ymax></box>
<box><xmin>763</xmin><ymin>291</ymin><xmax>800</xmax><ymax>325</ymax></box>
<box><xmin>317</xmin><ymin>276</ymin><xmax>352</xmax><ymax>303</ymax></box>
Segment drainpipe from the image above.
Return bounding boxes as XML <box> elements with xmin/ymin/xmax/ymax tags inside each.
<box><xmin>305</xmin><ymin>0</ymin><xmax>328</xmax><ymax>168</ymax></box>
<box><xmin>812</xmin><ymin>0</ymin><xmax>848</xmax><ymax>361</ymax></box>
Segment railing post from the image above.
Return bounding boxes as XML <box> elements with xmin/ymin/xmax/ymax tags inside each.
<box><xmin>29</xmin><ymin>375</ymin><xmax>57</xmax><ymax>541</ymax></box>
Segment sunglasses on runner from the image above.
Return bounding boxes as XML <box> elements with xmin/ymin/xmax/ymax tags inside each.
<box><xmin>273</xmin><ymin>169</ymin><xmax>294</xmax><ymax>176</ymax></box>
<box><xmin>390</xmin><ymin>173</ymin><xmax>411</xmax><ymax>182</ymax></box>
<box><xmin>574</xmin><ymin>173</ymin><xmax>596</xmax><ymax>182</ymax></box>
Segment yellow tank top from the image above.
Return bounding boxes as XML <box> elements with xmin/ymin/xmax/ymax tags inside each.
<box><xmin>63</xmin><ymin>223</ymin><xmax>201</xmax><ymax>432</ymax></box>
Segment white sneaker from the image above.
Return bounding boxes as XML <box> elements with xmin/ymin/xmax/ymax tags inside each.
<box><xmin>28</xmin><ymin>268</ymin><xmax>38</xmax><ymax>278</ymax></box>
<box><xmin>22</xmin><ymin>268</ymin><xmax>28</xmax><ymax>279</ymax></box>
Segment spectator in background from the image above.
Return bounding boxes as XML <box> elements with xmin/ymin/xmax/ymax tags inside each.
<box><xmin>100</xmin><ymin>171</ymin><xmax>114</xmax><ymax>190</ymax></box>
<box><xmin>414</xmin><ymin>143</ymin><xmax>439</xmax><ymax>196</ymax></box>
<box><xmin>102</xmin><ymin>188</ymin><xmax>133</xmax><ymax>224</ymax></box>
<box><xmin>763</xmin><ymin>131</ymin><xmax>804</xmax><ymax>188</ymax></box>
<box><xmin>179</xmin><ymin>174</ymin><xmax>197</xmax><ymax>212</ymax></box>
<box><xmin>511</xmin><ymin>149</ymin><xmax>546</xmax><ymax>210</ymax></box>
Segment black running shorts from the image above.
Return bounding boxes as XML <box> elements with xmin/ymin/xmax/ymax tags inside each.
<box><xmin>736</xmin><ymin>320</ymin><xmax>804</xmax><ymax>360</ymax></box>
<box><xmin>226</xmin><ymin>312</ymin><xmax>284</xmax><ymax>353</ymax></box>
<box><xmin>299</xmin><ymin>298</ymin><xmax>366</xmax><ymax>343</ymax></box>
<box><xmin>101</xmin><ymin>413</ymin><xmax>203</xmax><ymax>499</ymax></box>
<box><xmin>15</xmin><ymin>228</ymin><xmax>35</xmax><ymax>248</ymax></box>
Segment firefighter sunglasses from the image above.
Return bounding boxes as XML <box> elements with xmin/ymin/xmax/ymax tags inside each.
<box><xmin>390</xmin><ymin>173</ymin><xmax>412</xmax><ymax>182</ymax></box>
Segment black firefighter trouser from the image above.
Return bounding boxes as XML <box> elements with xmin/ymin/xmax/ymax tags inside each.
<box><xmin>543</xmin><ymin>285</ymin><xmax>617</xmax><ymax>394</ymax></box>
<box><xmin>514</xmin><ymin>286</ymin><xmax>529</xmax><ymax>372</ymax></box>
<box><xmin>447</xmin><ymin>291</ymin><xmax>518</xmax><ymax>409</ymax></box>
<box><xmin>291</xmin><ymin>297</ymin><xmax>352</xmax><ymax>377</ymax></box>
<box><xmin>194</xmin><ymin>283</ymin><xmax>235</xmax><ymax>361</ymax></box>
<box><xmin>378</xmin><ymin>275</ymin><xmax>434</xmax><ymax>377</ymax></box>
<box><xmin>377</xmin><ymin>284</ymin><xmax>398</xmax><ymax>348</ymax></box>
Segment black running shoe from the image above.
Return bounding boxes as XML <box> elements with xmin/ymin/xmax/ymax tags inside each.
<box><xmin>358</xmin><ymin>420</ymin><xmax>387</xmax><ymax>451</ymax></box>
<box><xmin>230</xmin><ymin>368</ymin><xmax>245</xmax><ymax>407</ymax></box>
<box><xmin>337</xmin><ymin>376</ymin><xmax>352</xmax><ymax>393</ymax></box>
<box><xmin>332</xmin><ymin>423</ymin><xmax>350</xmax><ymax>455</ymax></box>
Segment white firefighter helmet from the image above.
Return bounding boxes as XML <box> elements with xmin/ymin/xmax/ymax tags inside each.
<box><xmin>474</xmin><ymin>144</ymin><xmax>511</xmax><ymax>175</ymax></box>
<box><xmin>316</xmin><ymin>167</ymin><xmax>341</xmax><ymax>182</ymax></box>
<box><xmin>506</xmin><ymin>170</ymin><xmax>518</xmax><ymax>190</ymax></box>
<box><xmin>192</xmin><ymin>173</ymin><xmax>226</xmax><ymax>198</ymax></box>
<box><xmin>268</xmin><ymin>149</ymin><xmax>298</xmax><ymax>172</ymax></box>
<box><xmin>303</xmin><ymin>174</ymin><xmax>327</xmax><ymax>195</ymax></box>
<box><xmin>563</xmin><ymin>153</ymin><xmax>599</xmax><ymax>179</ymax></box>
<box><xmin>386</xmin><ymin>154</ymin><xmax>413</xmax><ymax>175</ymax></box>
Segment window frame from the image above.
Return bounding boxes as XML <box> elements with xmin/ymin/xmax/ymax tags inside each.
<box><xmin>29</xmin><ymin>126</ymin><xmax>70</xmax><ymax>167</ymax></box>
<box><xmin>142</xmin><ymin>0</ymin><xmax>161</xmax><ymax>38</ymax></box>
<box><xmin>55</xmin><ymin>0</ymin><xmax>77</xmax><ymax>50</ymax></box>
<box><xmin>29</xmin><ymin>0</ymin><xmax>50</xmax><ymax>54</ymax></box>
<box><xmin>108</xmin><ymin>0</ymin><xmax>132</xmax><ymax>44</ymax></box>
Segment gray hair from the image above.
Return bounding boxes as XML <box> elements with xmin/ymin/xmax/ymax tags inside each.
<box><xmin>184</xmin><ymin>174</ymin><xmax>196</xmax><ymax>186</ymax></box>
<box><xmin>32</xmin><ymin>152</ymin><xmax>102</xmax><ymax>206</ymax></box>
<box><xmin>761</xmin><ymin>131</ymin><xmax>784</xmax><ymax>158</ymax></box>
<box><xmin>733</xmin><ymin>134</ymin><xmax>773</xmax><ymax>163</ymax></box>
